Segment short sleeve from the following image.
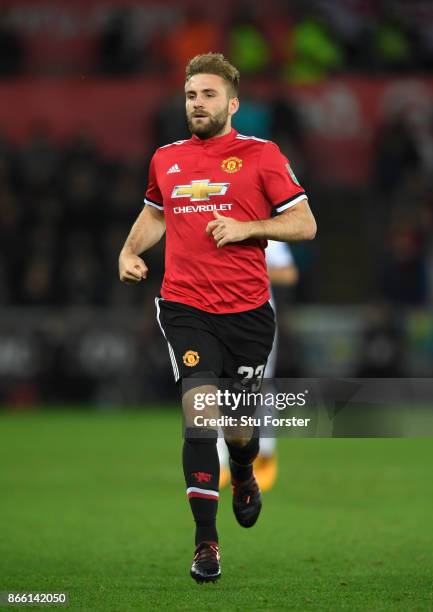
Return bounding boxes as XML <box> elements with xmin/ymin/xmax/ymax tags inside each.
<box><xmin>144</xmin><ymin>154</ymin><xmax>163</xmax><ymax>211</ymax></box>
<box><xmin>259</xmin><ymin>142</ymin><xmax>307</xmax><ymax>215</ymax></box>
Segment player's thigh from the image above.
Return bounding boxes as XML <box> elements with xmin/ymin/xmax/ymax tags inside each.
<box><xmin>155</xmin><ymin>298</ymin><xmax>224</xmax><ymax>386</ymax></box>
<box><xmin>221</xmin><ymin>301</ymin><xmax>275</xmax><ymax>389</ymax></box>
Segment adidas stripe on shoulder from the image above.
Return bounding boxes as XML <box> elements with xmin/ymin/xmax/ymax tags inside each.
<box><xmin>236</xmin><ymin>134</ymin><xmax>269</xmax><ymax>143</ymax></box>
<box><xmin>159</xmin><ymin>139</ymin><xmax>188</xmax><ymax>149</ymax></box>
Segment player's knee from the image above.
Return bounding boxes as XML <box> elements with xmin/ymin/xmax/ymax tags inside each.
<box><xmin>183</xmin><ymin>396</ymin><xmax>219</xmax><ymax>428</ymax></box>
<box><xmin>224</xmin><ymin>425</ymin><xmax>260</xmax><ymax>447</ymax></box>
<box><xmin>224</xmin><ymin>435</ymin><xmax>251</xmax><ymax>447</ymax></box>
<box><xmin>181</xmin><ymin>371</ymin><xmax>220</xmax><ymax>427</ymax></box>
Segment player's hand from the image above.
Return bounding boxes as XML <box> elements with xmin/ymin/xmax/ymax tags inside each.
<box><xmin>119</xmin><ymin>250</ymin><xmax>148</xmax><ymax>283</ymax></box>
<box><xmin>205</xmin><ymin>211</ymin><xmax>251</xmax><ymax>248</ymax></box>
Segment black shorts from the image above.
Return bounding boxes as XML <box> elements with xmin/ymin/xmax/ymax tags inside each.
<box><xmin>155</xmin><ymin>298</ymin><xmax>275</xmax><ymax>393</ymax></box>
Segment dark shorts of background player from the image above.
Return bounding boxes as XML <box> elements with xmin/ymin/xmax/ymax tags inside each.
<box><xmin>155</xmin><ymin>298</ymin><xmax>275</xmax><ymax>413</ymax></box>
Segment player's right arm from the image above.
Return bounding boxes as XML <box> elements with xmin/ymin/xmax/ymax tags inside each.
<box><xmin>119</xmin><ymin>205</ymin><xmax>165</xmax><ymax>283</ymax></box>
<box><xmin>119</xmin><ymin>153</ymin><xmax>165</xmax><ymax>284</ymax></box>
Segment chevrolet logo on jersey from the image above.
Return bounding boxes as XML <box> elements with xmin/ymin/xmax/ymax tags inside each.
<box><xmin>172</xmin><ymin>179</ymin><xmax>229</xmax><ymax>202</ymax></box>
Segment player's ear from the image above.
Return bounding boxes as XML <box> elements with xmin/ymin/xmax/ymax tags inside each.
<box><xmin>229</xmin><ymin>97</ymin><xmax>239</xmax><ymax>117</ymax></box>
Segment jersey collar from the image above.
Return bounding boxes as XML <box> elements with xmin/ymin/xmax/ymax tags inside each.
<box><xmin>191</xmin><ymin>128</ymin><xmax>237</xmax><ymax>147</ymax></box>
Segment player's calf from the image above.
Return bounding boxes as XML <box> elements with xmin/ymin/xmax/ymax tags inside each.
<box><xmin>183</xmin><ymin>426</ymin><xmax>220</xmax><ymax>543</ymax></box>
<box><xmin>225</xmin><ymin>427</ymin><xmax>260</xmax><ymax>483</ymax></box>
<box><xmin>225</xmin><ymin>428</ymin><xmax>262</xmax><ymax>528</ymax></box>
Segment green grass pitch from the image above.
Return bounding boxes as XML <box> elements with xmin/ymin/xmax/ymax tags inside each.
<box><xmin>0</xmin><ymin>409</ymin><xmax>432</xmax><ymax>611</ymax></box>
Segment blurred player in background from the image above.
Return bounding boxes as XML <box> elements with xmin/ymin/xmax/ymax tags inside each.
<box><xmin>218</xmin><ymin>240</ymin><xmax>299</xmax><ymax>490</ymax></box>
<box><xmin>119</xmin><ymin>53</ymin><xmax>315</xmax><ymax>583</ymax></box>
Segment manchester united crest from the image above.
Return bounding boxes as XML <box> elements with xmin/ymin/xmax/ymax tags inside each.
<box><xmin>221</xmin><ymin>156</ymin><xmax>243</xmax><ymax>174</ymax></box>
<box><xmin>183</xmin><ymin>350</ymin><xmax>200</xmax><ymax>367</ymax></box>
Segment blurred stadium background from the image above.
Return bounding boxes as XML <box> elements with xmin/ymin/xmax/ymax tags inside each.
<box><xmin>1</xmin><ymin>0</ymin><xmax>433</xmax><ymax>407</ymax></box>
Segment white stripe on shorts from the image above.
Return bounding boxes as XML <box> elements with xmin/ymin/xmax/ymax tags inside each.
<box><xmin>155</xmin><ymin>297</ymin><xmax>180</xmax><ymax>382</ymax></box>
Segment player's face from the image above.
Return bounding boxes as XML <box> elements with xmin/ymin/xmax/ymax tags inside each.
<box><xmin>185</xmin><ymin>74</ymin><xmax>239</xmax><ymax>139</ymax></box>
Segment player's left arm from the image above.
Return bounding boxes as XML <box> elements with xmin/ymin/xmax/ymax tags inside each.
<box><xmin>206</xmin><ymin>199</ymin><xmax>316</xmax><ymax>248</ymax></box>
<box><xmin>249</xmin><ymin>198</ymin><xmax>316</xmax><ymax>241</ymax></box>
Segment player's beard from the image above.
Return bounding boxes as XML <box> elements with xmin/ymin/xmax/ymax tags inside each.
<box><xmin>187</xmin><ymin>105</ymin><xmax>229</xmax><ymax>139</ymax></box>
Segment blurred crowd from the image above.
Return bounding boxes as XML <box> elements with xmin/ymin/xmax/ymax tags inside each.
<box><xmin>373</xmin><ymin>118</ymin><xmax>433</xmax><ymax>306</ymax></box>
<box><xmin>0</xmin><ymin>129</ymin><xmax>158</xmax><ymax>308</ymax></box>
<box><xmin>0</xmin><ymin>0</ymin><xmax>433</xmax><ymax>80</ymax></box>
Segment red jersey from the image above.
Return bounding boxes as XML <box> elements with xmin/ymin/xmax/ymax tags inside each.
<box><xmin>145</xmin><ymin>129</ymin><xmax>307</xmax><ymax>314</ymax></box>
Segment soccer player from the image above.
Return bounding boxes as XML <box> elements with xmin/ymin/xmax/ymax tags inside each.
<box><xmin>118</xmin><ymin>53</ymin><xmax>316</xmax><ymax>583</ymax></box>
<box><xmin>218</xmin><ymin>240</ymin><xmax>299</xmax><ymax>491</ymax></box>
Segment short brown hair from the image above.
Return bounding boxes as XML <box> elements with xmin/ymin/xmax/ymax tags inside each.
<box><xmin>185</xmin><ymin>53</ymin><xmax>240</xmax><ymax>97</ymax></box>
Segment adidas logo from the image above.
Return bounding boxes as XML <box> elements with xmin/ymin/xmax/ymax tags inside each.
<box><xmin>167</xmin><ymin>163</ymin><xmax>181</xmax><ymax>174</ymax></box>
